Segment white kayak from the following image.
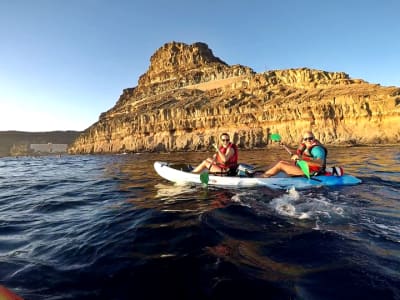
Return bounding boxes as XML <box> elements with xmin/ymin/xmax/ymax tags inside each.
<box><xmin>154</xmin><ymin>161</ymin><xmax>362</xmax><ymax>190</ymax></box>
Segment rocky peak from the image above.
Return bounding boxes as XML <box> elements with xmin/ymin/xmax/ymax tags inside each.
<box><xmin>138</xmin><ymin>42</ymin><xmax>228</xmax><ymax>88</ymax></box>
<box><xmin>111</xmin><ymin>42</ymin><xmax>253</xmax><ymax>110</ymax></box>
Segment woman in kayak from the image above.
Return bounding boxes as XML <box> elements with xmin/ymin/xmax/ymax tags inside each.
<box><xmin>261</xmin><ymin>131</ymin><xmax>327</xmax><ymax>177</ymax></box>
<box><xmin>192</xmin><ymin>133</ymin><xmax>238</xmax><ymax>175</ymax></box>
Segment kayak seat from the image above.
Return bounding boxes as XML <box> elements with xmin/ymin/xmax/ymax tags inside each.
<box><xmin>171</xmin><ymin>163</ymin><xmax>194</xmax><ymax>172</ymax></box>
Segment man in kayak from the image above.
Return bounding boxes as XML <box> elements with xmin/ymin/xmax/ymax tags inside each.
<box><xmin>192</xmin><ymin>133</ymin><xmax>238</xmax><ymax>175</ymax></box>
<box><xmin>261</xmin><ymin>131</ymin><xmax>327</xmax><ymax>177</ymax></box>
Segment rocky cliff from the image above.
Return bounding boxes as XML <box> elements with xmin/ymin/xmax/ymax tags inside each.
<box><xmin>68</xmin><ymin>41</ymin><xmax>400</xmax><ymax>154</ymax></box>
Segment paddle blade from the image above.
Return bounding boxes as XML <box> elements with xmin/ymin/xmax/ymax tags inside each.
<box><xmin>270</xmin><ymin>133</ymin><xmax>281</xmax><ymax>142</ymax></box>
<box><xmin>200</xmin><ymin>172</ymin><xmax>209</xmax><ymax>185</ymax></box>
<box><xmin>297</xmin><ymin>160</ymin><xmax>310</xmax><ymax>179</ymax></box>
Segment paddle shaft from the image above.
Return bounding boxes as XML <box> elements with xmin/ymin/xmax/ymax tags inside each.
<box><xmin>271</xmin><ymin>133</ymin><xmax>294</xmax><ymax>156</ymax></box>
<box><xmin>280</xmin><ymin>143</ymin><xmax>293</xmax><ymax>156</ymax></box>
<box><xmin>208</xmin><ymin>148</ymin><xmax>219</xmax><ymax>170</ymax></box>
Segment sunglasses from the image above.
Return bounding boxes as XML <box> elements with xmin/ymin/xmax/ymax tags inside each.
<box><xmin>221</xmin><ymin>138</ymin><xmax>230</xmax><ymax>141</ymax></box>
<box><xmin>303</xmin><ymin>137</ymin><xmax>314</xmax><ymax>141</ymax></box>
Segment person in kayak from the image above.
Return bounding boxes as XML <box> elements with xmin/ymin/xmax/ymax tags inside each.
<box><xmin>261</xmin><ymin>131</ymin><xmax>327</xmax><ymax>177</ymax></box>
<box><xmin>192</xmin><ymin>133</ymin><xmax>238</xmax><ymax>175</ymax></box>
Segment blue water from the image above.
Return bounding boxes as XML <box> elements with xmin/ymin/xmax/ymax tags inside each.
<box><xmin>0</xmin><ymin>147</ymin><xmax>399</xmax><ymax>299</ymax></box>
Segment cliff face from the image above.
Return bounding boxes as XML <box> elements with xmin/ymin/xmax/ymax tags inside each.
<box><xmin>69</xmin><ymin>41</ymin><xmax>400</xmax><ymax>154</ymax></box>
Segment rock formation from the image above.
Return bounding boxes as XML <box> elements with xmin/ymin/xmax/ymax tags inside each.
<box><xmin>68</xmin><ymin>41</ymin><xmax>400</xmax><ymax>154</ymax></box>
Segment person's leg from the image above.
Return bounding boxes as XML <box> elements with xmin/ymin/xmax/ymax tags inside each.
<box><xmin>192</xmin><ymin>158</ymin><xmax>214</xmax><ymax>173</ymax></box>
<box><xmin>208</xmin><ymin>164</ymin><xmax>223</xmax><ymax>173</ymax></box>
<box><xmin>262</xmin><ymin>161</ymin><xmax>304</xmax><ymax>177</ymax></box>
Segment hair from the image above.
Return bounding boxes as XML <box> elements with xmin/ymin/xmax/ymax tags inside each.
<box><xmin>220</xmin><ymin>132</ymin><xmax>230</xmax><ymax>139</ymax></box>
<box><xmin>303</xmin><ymin>131</ymin><xmax>314</xmax><ymax>138</ymax></box>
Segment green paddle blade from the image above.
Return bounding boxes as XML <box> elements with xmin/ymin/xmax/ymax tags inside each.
<box><xmin>270</xmin><ymin>133</ymin><xmax>282</xmax><ymax>142</ymax></box>
<box><xmin>200</xmin><ymin>172</ymin><xmax>209</xmax><ymax>185</ymax></box>
<box><xmin>297</xmin><ymin>160</ymin><xmax>310</xmax><ymax>179</ymax></box>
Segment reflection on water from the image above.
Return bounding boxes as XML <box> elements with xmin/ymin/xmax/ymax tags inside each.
<box><xmin>155</xmin><ymin>183</ymin><xmax>196</xmax><ymax>198</ymax></box>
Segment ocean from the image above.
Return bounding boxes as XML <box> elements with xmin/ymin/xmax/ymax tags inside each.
<box><xmin>0</xmin><ymin>147</ymin><xmax>399</xmax><ymax>299</ymax></box>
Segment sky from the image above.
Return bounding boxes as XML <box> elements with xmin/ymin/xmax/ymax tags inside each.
<box><xmin>1</xmin><ymin>0</ymin><xmax>399</xmax><ymax>132</ymax></box>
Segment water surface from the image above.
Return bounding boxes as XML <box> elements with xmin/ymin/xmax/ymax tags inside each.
<box><xmin>0</xmin><ymin>147</ymin><xmax>399</xmax><ymax>299</ymax></box>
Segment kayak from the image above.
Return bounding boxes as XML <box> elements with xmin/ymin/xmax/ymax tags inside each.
<box><xmin>0</xmin><ymin>285</ymin><xmax>23</xmax><ymax>300</ymax></box>
<box><xmin>153</xmin><ymin>161</ymin><xmax>362</xmax><ymax>190</ymax></box>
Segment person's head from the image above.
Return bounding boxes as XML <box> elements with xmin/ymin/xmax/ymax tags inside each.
<box><xmin>302</xmin><ymin>131</ymin><xmax>315</xmax><ymax>144</ymax></box>
<box><xmin>220</xmin><ymin>133</ymin><xmax>230</xmax><ymax>145</ymax></box>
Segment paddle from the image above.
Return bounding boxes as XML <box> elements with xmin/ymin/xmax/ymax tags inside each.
<box><xmin>297</xmin><ymin>160</ymin><xmax>311</xmax><ymax>179</ymax></box>
<box><xmin>200</xmin><ymin>144</ymin><xmax>219</xmax><ymax>185</ymax></box>
<box><xmin>270</xmin><ymin>133</ymin><xmax>311</xmax><ymax>179</ymax></box>
<box><xmin>200</xmin><ymin>171</ymin><xmax>209</xmax><ymax>185</ymax></box>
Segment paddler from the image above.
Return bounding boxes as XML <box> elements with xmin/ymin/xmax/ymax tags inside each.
<box><xmin>261</xmin><ymin>131</ymin><xmax>327</xmax><ymax>177</ymax></box>
<box><xmin>191</xmin><ymin>133</ymin><xmax>238</xmax><ymax>175</ymax></box>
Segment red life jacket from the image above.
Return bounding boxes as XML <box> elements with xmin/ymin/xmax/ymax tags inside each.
<box><xmin>216</xmin><ymin>143</ymin><xmax>238</xmax><ymax>169</ymax></box>
<box><xmin>296</xmin><ymin>139</ymin><xmax>327</xmax><ymax>173</ymax></box>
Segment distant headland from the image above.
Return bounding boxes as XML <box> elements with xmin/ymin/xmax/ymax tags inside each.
<box><xmin>0</xmin><ymin>131</ymin><xmax>81</xmax><ymax>157</ymax></box>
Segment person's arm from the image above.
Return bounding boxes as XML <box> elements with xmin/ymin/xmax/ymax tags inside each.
<box><xmin>296</xmin><ymin>143</ymin><xmax>306</xmax><ymax>156</ymax></box>
<box><xmin>302</xmin><ymin>146</ymin><xmax>325</xmax><ymax>167</ymax></box>
<box><xmin>212</xmin><ymin>144</ymin><xmax>224</xmax><ymax>161</ymax></box>
<box><xmin>215</xmin><ymin>146</ymin><xmax>234</xmax><ymax>163</ymax></box>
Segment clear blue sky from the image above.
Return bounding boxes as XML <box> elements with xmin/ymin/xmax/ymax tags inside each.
<box><xmin>1</xmin><ymin>0</ymin><xmax>399</xmax><ymax>132</ymax></box>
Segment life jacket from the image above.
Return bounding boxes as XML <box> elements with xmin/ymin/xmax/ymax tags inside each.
<box><xmin>296</xmin><ymin>139</ymin><xmax>327</xmax><ymax>174</ymax></box>
<box><xmin>216</xmin><ymin>142</ymin><xmax>238</xmax><ymax>170</ymax></box>
<box><xmin>296</xmin><ymin>138</ymin><xmax>324</xmax><ymax>155</ymax></box>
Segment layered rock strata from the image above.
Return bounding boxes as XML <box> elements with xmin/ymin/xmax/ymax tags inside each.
<box><xmin>69</xmin><ymin>42</ymin><xmax>400</xmax><ymax>154</ymax></box>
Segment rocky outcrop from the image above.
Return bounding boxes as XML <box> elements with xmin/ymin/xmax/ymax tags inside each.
<box><xmin>68</xmin><ymin>41</ymin><xmax>400</xmax><ymax>154</ymax></box>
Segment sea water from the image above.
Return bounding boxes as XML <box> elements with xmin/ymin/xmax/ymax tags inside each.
<box><xmin>0</xmin><ymin>147</ymin><xmax>399</xmax><ymax>299</ymax></box>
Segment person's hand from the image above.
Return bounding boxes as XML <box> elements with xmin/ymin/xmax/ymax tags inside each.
<box><xmin>213</xmin><ymin>143</ymin><xmax>219</xmax><ymax>151</ymax></box>
<box><xmin>291</xmin><ymin>154</ymin><xmax>299</xmax><ymax>161</ymax></box>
